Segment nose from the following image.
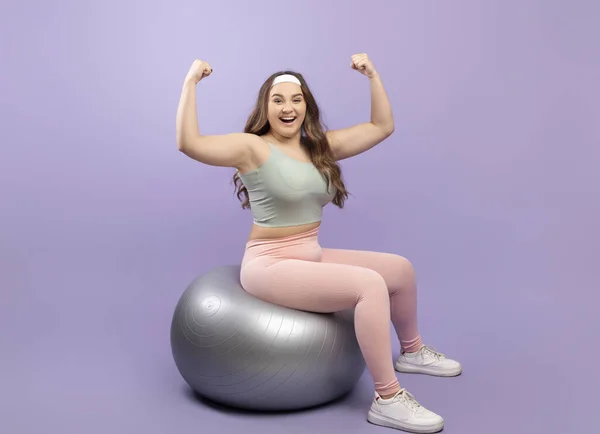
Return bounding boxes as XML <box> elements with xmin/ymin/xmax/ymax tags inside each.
<box><xmin>281</xmin><ymin>102</ymin><xmax>294</xmax><ymax>113</ymax></box>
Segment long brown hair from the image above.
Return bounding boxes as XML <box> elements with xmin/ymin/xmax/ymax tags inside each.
<box><xmin>232</xmin><ymin>71</ymin><xmax>349</xmax><ymax>209</ymax></box>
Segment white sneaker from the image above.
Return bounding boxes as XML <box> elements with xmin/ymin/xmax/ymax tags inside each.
<box><xmin>367</xmin><ymin>389</ymin><xmax>444</xmax><ymax>433</ymax></box>
<box><xmin>395</xmin><ymin>345</ymin><xmax>462</xmax><ymax>377</ymax></box>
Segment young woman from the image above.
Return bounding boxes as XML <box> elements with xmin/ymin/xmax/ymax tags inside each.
<box><xmin>175</xmin><ymin>54</ymin><xmax>461</xmax><ymax>433</ymax></box>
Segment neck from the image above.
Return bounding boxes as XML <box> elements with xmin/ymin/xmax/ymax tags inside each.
<box><xmin>267</xmin><ymin>130</ymin><xmax>302</xmax><ymax>147</ymax></box>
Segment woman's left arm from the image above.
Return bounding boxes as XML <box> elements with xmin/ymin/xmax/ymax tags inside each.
<box><xmin>327</xmin><ymin>53</ymin><xmax>395</xmax><ymax>161</ymax></box>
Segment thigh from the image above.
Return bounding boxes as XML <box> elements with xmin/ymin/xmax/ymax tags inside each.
<box><xmin>240</xmin><ymin>256</ymin><xmax>389</xmax><ymax>313</ymax></box>
<box><xmin>320</xmin><ymin>248</ymin><xmax>415</xmax><ymax>293</ymax></box>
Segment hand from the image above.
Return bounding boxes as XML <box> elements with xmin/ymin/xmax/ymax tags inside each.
<box><xmin>351</xmin><ymin>53</ymin><xmax>377</xmax><ymax>78</ymax></box>
<box><xmin>185</xmin><ymin>59</ymin><xmax>213</xmax><ymax>84</ymax></box>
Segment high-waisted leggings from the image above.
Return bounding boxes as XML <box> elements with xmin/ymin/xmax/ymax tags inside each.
<box><xmin>240</xmin><ymin>226</ymin><xmax>423</xmax><ymax>396</ymax></box>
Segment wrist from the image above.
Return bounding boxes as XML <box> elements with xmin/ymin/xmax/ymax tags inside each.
<box><xmin>183</xmin><ymin>76</ymin><xmax>199</xmax><ymax>87</ymax></box>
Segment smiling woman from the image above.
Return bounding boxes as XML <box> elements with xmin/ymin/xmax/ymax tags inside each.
<box><xmin>271</xmin><ymin>74</ymin><xmax>304</xmax><ymax>127</ymax></box>
<box><xmin>174</xmin><ymin>55</ymin><xmax>462</xmax><ymax>434</ymax></box>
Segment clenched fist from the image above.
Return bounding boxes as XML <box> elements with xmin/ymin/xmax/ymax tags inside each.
<box><xmin>185</xmin><ymin>59</ymin><xmax>213</xmax><ymax>84</ymax></box>
<box><xmin>351</xmin><ymin>53</ymin><xmax>377</xmax><ymax>79</ymax></box>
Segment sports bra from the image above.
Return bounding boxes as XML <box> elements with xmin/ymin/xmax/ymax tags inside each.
<box><xmin>237</xmin><ymin>142</ymin><xmax>336</xmax><ymax>228</ymax></box>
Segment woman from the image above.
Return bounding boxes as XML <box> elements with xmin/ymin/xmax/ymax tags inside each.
<box><xmin>175</xmin><ymin>54</ymin><xmax>461</xmax><ymax>433</ymax></box>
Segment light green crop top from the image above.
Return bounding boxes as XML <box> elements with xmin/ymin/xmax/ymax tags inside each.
<box><xmin>237</xmin><ymin>142</ymin><xmax>336</xmax><ymax>228</ymax></box>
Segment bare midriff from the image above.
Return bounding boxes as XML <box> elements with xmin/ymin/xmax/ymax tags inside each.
<box><xmin>247</xmin><ymin>221</ymin><xmax>321</xmax><ymax>241</ymax></box>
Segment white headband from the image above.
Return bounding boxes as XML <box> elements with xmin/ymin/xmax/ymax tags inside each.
<box><xmin>271</xmin><ymin>74</ymin><xmax>301</xmax><ymax>87</ymax></box>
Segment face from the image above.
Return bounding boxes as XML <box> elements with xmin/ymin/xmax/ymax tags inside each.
<box><xmin>267</xmin><ymin>82</ymin><xmax>306</xmax><ymax>138</ymax></box>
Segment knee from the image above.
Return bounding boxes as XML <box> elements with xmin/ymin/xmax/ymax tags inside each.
<box><xmin>387</xmin><ymin>254</ymin><xmax>416</xmax><ymax>291</ymax></box>
<box><xmin>357</xmin><ymin>269</ymin><xmax>390</xmax><ymax>304</ymax></box>
<box><xmin>392</xmin><ymin>255</ymin><xmax>415</xmax><ymax>277</ymax></box>
<box><xmin>364</xmin><ymin>268</ymin><xmax>388</xmax><ymax>288</ymax></box>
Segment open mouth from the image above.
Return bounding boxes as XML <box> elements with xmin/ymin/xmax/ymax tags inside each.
<box><xmin>280</xmin><ymin>116</ymin><xmax>297</xmax><ymax>125</ymax></box>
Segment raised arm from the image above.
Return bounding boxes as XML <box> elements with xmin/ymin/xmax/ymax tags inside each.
<box><xmin>327</xmin><ymin>53</ymin><xmax>394</xmax><ymax>161</ymax></box>
<box><xmin>176</xmin><ymin>59</ymin><xmax>254</xmax><ymax>170</ymax></box>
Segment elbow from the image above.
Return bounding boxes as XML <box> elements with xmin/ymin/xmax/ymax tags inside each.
<box><xmin>176</xmin><ymin>131</ymin><xmax>185</xmax><ymax>152</ymax></box>
<box><xmin>380</xmin><ymin>123</ymin><xmax>395</xmax><ymax>138</ymax></box>
<box><xmin>175</xmin><ymin>128</ymin><xmax>194</xmax><ymax>152</ymax></box>
<box><xmin>372</xmin><ymin>121</ymin><xmax>394</xmax><ymax>138</ymax></box>
<box><xmin>176</xmin><ymin>133</ymin><xmax>192</xmax><ymax>153</ymax></box>
<box><xmin>177</xmin><ymin>133</ymin><xmax>203</xmax><ymax>152</ymax></box>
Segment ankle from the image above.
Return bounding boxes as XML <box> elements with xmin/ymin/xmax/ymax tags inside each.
<box><xmin>400</xmin><ymin>336</ymin><xmax>423</xmax><ymax>354</ymax></box>
<box><xmin>378</xmin><ymin>386</ymin><xmax>402</xmax><ymax>400</ymax></box>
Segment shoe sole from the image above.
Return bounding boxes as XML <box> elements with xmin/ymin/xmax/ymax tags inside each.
<box><xmin>395</xmin><ymin>362</ymin><xmax>462</xmax><ymax>377</ymax></box>
<box><xmin>367</xmin><ymin>409</ymin><xmax>444</xmax><ymax>433</ymax></box>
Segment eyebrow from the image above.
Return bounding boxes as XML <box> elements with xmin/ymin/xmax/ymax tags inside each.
<box><xmin>271</xmin><ymin>93</ymin><xmax>304</xmax><ymax>98</ymax></box>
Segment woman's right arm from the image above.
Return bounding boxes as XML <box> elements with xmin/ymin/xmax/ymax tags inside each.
<box><xmin>176</xmin><ymin>60</ymin><xmax>253</xmax><ymax>170</ymax></box>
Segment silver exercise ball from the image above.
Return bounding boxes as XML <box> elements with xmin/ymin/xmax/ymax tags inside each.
<box><xmin>170</xmin><ymin>265</ymin><xmax>366</xmax><ymax>411</ymax></box>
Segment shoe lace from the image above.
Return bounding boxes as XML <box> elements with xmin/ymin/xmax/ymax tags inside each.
<box><xmin>394</xmin><ymin>389</ymin><xmax>422</xmax><ymax>412</ymax></box>
<box><xmin>422</xmin><ymin>345</ymin><xmax>445</xmax><ymax>361</ymax></box>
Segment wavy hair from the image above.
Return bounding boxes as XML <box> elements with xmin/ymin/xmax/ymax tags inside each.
<box><xmin>232</xmin><ymin>71</ymin><xmax>349</xmax><ymax>209</ymax></box>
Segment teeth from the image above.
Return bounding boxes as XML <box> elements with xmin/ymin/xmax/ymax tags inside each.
<box><xmin>281</xmin><ymin>117</ymin><xmax>295</xmax><ymax>120</ymax></box>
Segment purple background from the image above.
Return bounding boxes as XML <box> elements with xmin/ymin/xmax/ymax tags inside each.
<box><xmin>2</xmin><ymin>0</ymin><xmax>598</xmax><ymax>433</ymax></box>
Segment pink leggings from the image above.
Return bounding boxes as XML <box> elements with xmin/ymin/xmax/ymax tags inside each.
<box><xmin>240</xmin><ymin>226</ymin><xmax>423</xmax><ymax>396</ymax></box>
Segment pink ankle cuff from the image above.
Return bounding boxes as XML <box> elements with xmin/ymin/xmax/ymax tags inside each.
<box><xmin>401</xmin><ymin>336</ymin><xmax>423</xmax><ymax>353</ymax></box>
